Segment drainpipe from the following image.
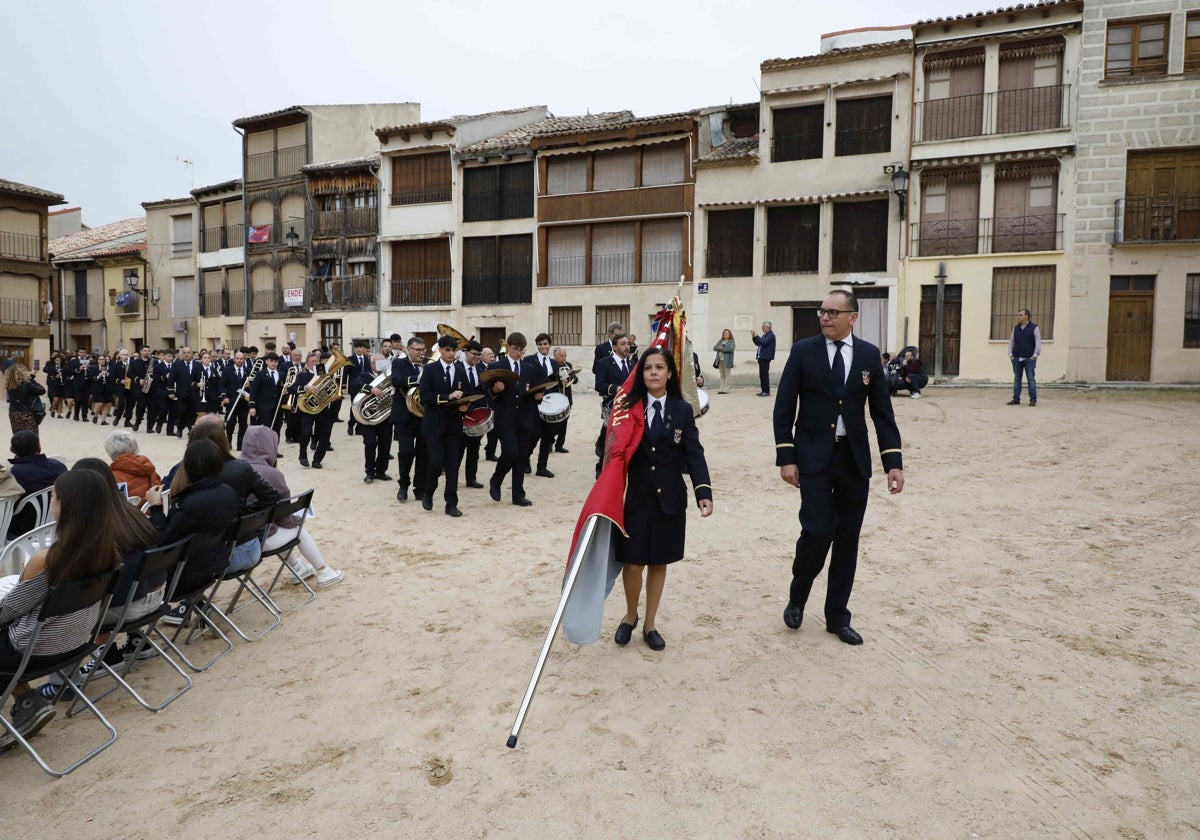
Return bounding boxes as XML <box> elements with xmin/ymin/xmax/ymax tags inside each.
<box><xmin>934</xmin><ymin>261</ymin><xmax>946</xmax><ymax>379</ymax></box>
<box><xmin>233</xmin><ymin>124</ymin><xmax>248</xmax><ymax>344</ymax></box>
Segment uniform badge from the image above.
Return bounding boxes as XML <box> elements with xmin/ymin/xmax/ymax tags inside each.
<box><xmin>673</xmin><ymin>429</ymin><xmax>682</xmax><ymax>444</ymax></box>
<box><xmin>861</xmin><ymin>371</ymin><xmax>871</xmax><ymax>386</ymax></box>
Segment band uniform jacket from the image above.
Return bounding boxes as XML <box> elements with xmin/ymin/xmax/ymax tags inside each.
<box><xmin>419</xmin><ymin>360</ymin><xmax>469</xmax><ymax>437</ymax></box>
<box><xmin>127</xmin><ymin>356</ymin><xmax>150</xmax><ymax>390</ymax></box>
<box><xmin>248</xmin><ymin>367</ymin><xmax>285</xmax><ymax>417</ymax></box>
<box><xmin>595</xmin><ymin>354</ymin><xmax>630</xmax><ymax>408</ymax></box>
<box><xmin>150</xmin><ymin>359</ymin><xmax>172</xmax><ymax>398</ymax></box>
<box><xmin>772</xmin><ymin>334</ymin><xmax>902</xmax><ymax>480</ymax></box>
<box><xmin>485</xmin><ymin>357</ymin><xmax>532</xmax><ymax>431</ymax></box>
<box><xmin>522</xmin><ymin>353</ymin><xmax>561</xmax><ymax>396</ymax></box>
<box><xmin>109</xmin><ymin>359</ymin><xmax>127</xmax><ymax>397</ymax></box>
<box><xmin>592</xmin><ymin>340</ymin><xmax>614</xmax><ymax>375</ymax></box>
<box><xmin>628</xmin><ymin>395</ymin><xmax>713</xmax><ymax>515</ymax></box>
<box><xmin>348</xmin><ymin>352</ymin><xmax>374</xmax><ymax>394</ymax></box>
<box><xmin>221</xmin><ymin>363</ymin><xmax>251</xmax><ymax>404</ymax></box>
<box><xmin>389</xmin><ymin>356</ymin><xmax>424</xmax><ymax>425</ymax></box>
<box><xmin>170</xmin><ymin>358</ymin><xmax>200</xmax><ymax>401</ymax></box>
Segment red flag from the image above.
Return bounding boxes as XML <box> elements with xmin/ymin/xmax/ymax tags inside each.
<box><xmin>560</xmin><ymin>300</ymin><xmax>683</xmax><ymax>644</ymax></box>
<box><xmin>247</xmin><ymin>225</ymin><xmax>271</xmax><ymax>243</ymax></box>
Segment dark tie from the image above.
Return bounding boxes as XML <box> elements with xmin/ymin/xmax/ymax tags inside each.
<box><xmin>621</xmin><ymin>359</ymin><xmax>628</xmax><ymax>377</ymax></box>
<box><xmin>272</xmin><ymin>371</ymin><xmax>278</xmax><ymax>385</ymax></box>
<box><xmin>469</xmin><ymin>368</ymin><xmax>477</xmax><ymax>388</ymax></box>
<box><xmin>445</xmin><ymin>363</ymin><xmax>453</xmax><ymax>387</ymax></box>
<box><xmin>543</xmin><ymin>357</ymin><xmax>550</xmax><ymax>376</ymax></box>
<box><xmin>649</xmin><ymin>400</ymin><xmax>664</xmax><ymax>441</ymax></box>
<box><xmin>513</xmin><ymin>360</ymin><xmax>519</xmax><ymax>374</ymax></box>
<box><xmin>831</xmin><ymin>340</ymin><xmax>846</xmax><ymax>397</ymax></box>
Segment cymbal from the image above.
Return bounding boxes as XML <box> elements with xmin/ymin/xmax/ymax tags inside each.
<box><xmin>482</xmin><ymin>368</ymin><xmax>519</xmax><ymax>386</ymax></box>
<box><xmin>448</xmin><ymin>393</ymin><xmax>486</xmax><ymax>407</ymax></box>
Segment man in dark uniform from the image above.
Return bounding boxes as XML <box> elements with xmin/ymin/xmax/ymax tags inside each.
<box><xmin>280</xmin><ymin>347</ymin><xmax>303</xmax><ymax>443</ymax></box>
<box><xmin>592</xmin><ymin>321</ymin><xmax>625</xmax><ymax>375</ymax></box>
<box><xmin>357</xmin><ymin>352</ymin><xmax>393</xmax><ymax>483</ymax></box>
<box><xmin>248</xmin><ymin>352</ymin><xmax>286</xmax><ymax>439</ymax></box>
<box><xmin>293</xmin><ymin>350</ymin><xmax>338</xmax><ymax>468</ymax></box>
<box><xmin>773</xmin><ymin>289</ymin><xmax>904</xmax><ymax>647</ymax></box>
<box><xmin>480</xmin><ymin>347</ymin><xmax>500</xmax><ymax>462</ymax></box>
<box><xmin>419</xmin><ymin>335</ymin><xmax>469</xmax><ymax>517</ymax></box>
<box><xmin>169</xmin><ymin>346</ymin><xmax>200</xmax><ymax>438</ymax></box>
<box><xmin>524</xmin><ymin>332</ymin><xmax>561</xmax><ymax>479</ymax></box>
<box><xmin>124</xmin><ymin>345</ymin><xmax>152</xmax><ymax>429</ymax></box>
<box><xmin>551</xmin><ymin>347</ymin><xmax>574</xmax><ymax>454</ymax></box>
<box><xmin>594</xmin><ymin>334</ymin><xmax>633</xmax><ymax>478</ymax></box>
<box><xmin>460</xmin><ymin>340</ymin><xmax>487</xmax><ymax>489</ymax></box>
<box><xmin>389</xmin><ymin>336</ymin><xmax>428</xmax><ymax>502</ymax></box>
<box><xmin>487</xmin><ymin>332</ymin><xmax>535</xmax><ymax>507</ymax></box>
<box><xmin>69</xmin><ymin>349</ymin><xmax>91</xmax><ymax>421</ymax></box>
<box><xmin>149</xmin><ymin>350</ymin><xmax>174</xmax><ymax>434</ymax></box>
<box><xmin>221</xmin><ymin>349</ymin><xmax>252</xmax><ymax>449</ymax></box>
<box><xmin>346</xmin><ymin>338</ymin><xmax>373</xmax><ymax>437</ymax></box>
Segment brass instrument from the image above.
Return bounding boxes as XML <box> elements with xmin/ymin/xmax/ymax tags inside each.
<box><xmin>273</xmin><ymin>364</ymin><xmax>300</xmax><ymax>427</ymax></box>
<box><xmin>404</xmin><ymin>386</ymin><xmax>424</xmax><ymax>418</ymax></box>
<box><xmin>198</xmin><ymin>366</ymin><xmax>207</xmax><ymax>403</ymax></box>
<box><xmin>351</xmin><ymin>370</ymin><xmax>393</xmax><ymax>426</ymax></box>
<box><xmin>140</xmin><ymin>360</ymin><xmax>153</xmax><ymax>395</ymax></box>
<box><xmin>437</xmin><ymin>323</ymin><xmax>470</xmax><ymax>350</ymax></box>
<box><xmin>297</xmin><ymin>347</ymin><xmax>352</xmax><ymax>415</ymax></box>
<box><xmin>226</xmin><ymin>358</ymin><xmax>263</xmax><ymax>417</ymax></box>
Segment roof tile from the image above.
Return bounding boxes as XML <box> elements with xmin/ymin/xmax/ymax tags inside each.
<box><xmin>0</xmin><ymin>178</ymin><xmax>66</xmax><ymax>205</ymax></box>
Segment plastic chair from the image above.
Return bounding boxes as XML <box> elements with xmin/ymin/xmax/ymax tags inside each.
<box><xmin>263</xmin><ymin>490</ymin><xmax>317</xmax><ymax>609</ymax></box>
<box><xmin>0</xmin><ymin>522</ymin><xmax>58</xmax><ymax>576</ymax></box>
<box><xmin>0</xmin><ymin>569</ymin><xmax>120</xmax><ymax>777</ymax></box>
<box><xmin>13</xmin><ymin>487</ymin><xmax>56</xmax><ymax>531</ymax></box>
<box><xmin>0</xmin><ymin>497</ymin><xmax>16</xmax><ymax>547</ymax></box>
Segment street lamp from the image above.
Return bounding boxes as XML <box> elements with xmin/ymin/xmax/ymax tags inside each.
<box><xmin>285</xmin><ymin>226</ymin><xmax>300</xmax><ymax>249</ymax></box>
<box><xmin>883</xmin><ymin>164</ymin><xmax>910</xmax><ymax>220</ymax></box>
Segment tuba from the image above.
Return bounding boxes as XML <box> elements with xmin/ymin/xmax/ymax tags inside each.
<box><xmin>351</xmin><ymin>368</ymin><xmax>393</xmax><ymax>426</ymax></box>
<box><xmin>297</xmin><ymin>347</ymin><xmax>352</xmax><ymax>415</ymax></box>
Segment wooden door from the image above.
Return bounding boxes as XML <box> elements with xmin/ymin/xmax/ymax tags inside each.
<box><xmin>479</xmin><ymin>327</ymin><xmax>506</xmax><ymax>355</ymax></box>
<box><xmin>791</xmin><ymin>306</ymin><xmax>822</xmax><ymax>344</ymax></box>
<box><xmin>1107</xmin><ymin>293</ymin><xmax>1154</xmax><ymax>381</ymax></box>
<box><xmin>918</xmin><ymin>284</ymin><xmax>962</xmax><ymax>376</ymax></box>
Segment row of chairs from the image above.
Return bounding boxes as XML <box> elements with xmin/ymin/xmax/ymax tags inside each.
<box><xmin>1</xmin><ymin>487</ymin><xmax>57</xmax><ymax>573</ymax></box>
<box><xmin>0</xmin><ymin>489</ymin><xmax>316</xmax><ymax>777</ymax></box>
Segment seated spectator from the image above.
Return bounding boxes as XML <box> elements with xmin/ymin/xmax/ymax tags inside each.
<box><xmin>0</xmin><ymin>471</ymin><xmax>124</xmax><ymax>751</ymax></box>
<box><xmin>240</xmin><ymin>426</ymin><xmax>343</xmax><ymax>588</ymax></box>
<box><xmin>145</xmin><ymin>440</ymin><xmax>239</xmax><ymax>623</ymax></box>
<box><xmin>7</xmin><ymin>431</ymin><xmax>67</xmax><ymax>540</ymax></box>
<box><xmin>105</xmin><ymin>430</ymin><xmax>161</xmax><ymax>502</ymax></box>
<box><xmin>895</xmin><ymin>349</ymin><xmax>928</xmax><ymax>399</ymax></box>
<box><xmin>883</xmin><ymin>353</ymin><xmax>902</xmax><ymax>394</ymax></box>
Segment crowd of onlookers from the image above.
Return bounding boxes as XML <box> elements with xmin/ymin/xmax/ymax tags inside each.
<box><xmin>0</xmin><ymin>416</ymin><xmax>341</xmax><ymax>760</ymax></box>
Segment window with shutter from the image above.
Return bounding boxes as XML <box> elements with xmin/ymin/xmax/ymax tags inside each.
<box><xmin>547</xmin><ymin>227</ymin><xmax>587</xmax><ymax>287</ymax></box>
<box><xmin>835</xmin><ymin>96</ymin><xmax>891</xmax><ymax>156</ymax></box>
<box><xmin>547</xmin><ymin>156</ymin><xmax>587</xmax><ymax>195</ymax></box>
<box><xmin>1106</xmin><ymin>17</ymin><xmax>1169</xmax><ymax>78</ymax></box>
<box><xmin>641</xmin><ymin>144</ymin><xmax>686</xmax><ymax>186</ymax></box>
<box><xmin>772</xmin><ymin>105</ymin><xmax>823</xmax><ymax>162</ymax></box>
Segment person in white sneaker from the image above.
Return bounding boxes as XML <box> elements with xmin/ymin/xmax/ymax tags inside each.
<box><xmin>894</xmin><ymin>349</ymin><xmax>928</xmax><ymax>399</ymax></box>
<box><xmin>240</xmin><ymin>426</ymin><xmax>343</xmax><ymax>588</ymax></box>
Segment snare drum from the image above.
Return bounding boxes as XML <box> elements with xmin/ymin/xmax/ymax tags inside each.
<box><xmin>538</xmin><ymin>392</ymin><xmax>571</xmax><ymax>424</ymax></box>
<box><xmin>697</xmin><ymin>388</ymin><xmax>710</xmax><ymax>417</ymax></box>
<box><xmin>462</xmin><ymin>406</ymin><xmax>494</xmax><ymax>437</ymax></box>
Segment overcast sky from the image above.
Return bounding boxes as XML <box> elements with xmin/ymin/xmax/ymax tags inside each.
<box><xmin>4</xmin><ymin>0</ymin><xmax>995</xmax><ymax>226</ymax></box>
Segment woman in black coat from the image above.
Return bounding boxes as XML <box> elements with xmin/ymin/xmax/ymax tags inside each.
<box><xmin>4</xmin><ymin>364</ymin><xmax>45</xmax><ymax>432</ymax></box>
<box><xmin>613</xmin><ymin>347</ymin><xmax>713</xmax><ymax>652</ymax></box>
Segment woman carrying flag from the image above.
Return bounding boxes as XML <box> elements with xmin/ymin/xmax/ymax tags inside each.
<box><xmin>612</xmin><ymin>347</ymin><xmax>713</xmax><ymax>652</ymax></box>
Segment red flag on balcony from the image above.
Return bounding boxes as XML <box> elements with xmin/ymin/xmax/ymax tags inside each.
<box><xmin>247</xmin><ymin>225</ymin><xmax>271</xmax><ymax>243</ymax></box>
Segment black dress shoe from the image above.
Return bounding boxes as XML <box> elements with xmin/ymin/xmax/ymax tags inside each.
<box><xmin>131</xmin><ymin>424</ymin><xmax>140</xmax><ymax>432</ymax></box>
<box><xmin>535</xmin><ymin>468</ymin><xmax>555</xmax><ymax>478</ymax></box>
<box><xmin>466</xmin><ymin>481</ymin><xmax>484</xmax><ymax>489</ymax></box>
<box><xmin>299</xmin><ymin>457</ymin><xmax>310</xmax><ymax>467</ymax></box>
<box><xmin>445</xmin><ymin>506</ymin><xmax>463</xmax><ymax>517</ymax></box>
<box><xmin>614</xmin><ymin>616</ymin><xmax>638</xmax><ymax>646</ymax></box>
<box><xmin>554</xmin><ymin>447</ymin><xmax>569</xmax><ymax>453</ymax></box>
<box><xmin>513</xmin><ymin>497</ymin><xmax>533</xmax><ymax>507</ymax></box>
<box><xmin>523</xmin><ymin>465</ymin><xmax>532</xmax><ymax>474</ymax></box>
<box><xmin>422</xmin><ymin>494</ymin><xmax>433</xmax><ymax>511</ymax></box>
<box><xmin>643</xmin><ymin>629</ymin><xmax>666</xmax><ymax>651</ymax></box>
<box><xmin>376</xmin><ymin>473</ymin><xmax>392</xmax><ymax>481</ymax></box>
<box><xmin>827</xmin><ymin>625</ymin><xmax>863</xmax><ymax>645</ymax></box>
<box><xmin>363</xmin><ymin>475</ymin><xmax>374</xmax><ymax>484</ymax></box>
<box><xmin>485</xmin><ymin>453</ymin><xmax>499</xmax><ymax>462</ymax></box>
<box><xmin>311</xmin><ymin>461</ymin><xmax>323</xmax><ymax>470</ymax></box>
<box><xmin>489</xmin><ymin>482</ymin><xmax>501</xmax><ymax>502</ymax></box>
<box><xmin>396</xmin><ymin>486</ymin><xmax>409</xmax><ymax>501</ymax></box>
<box><xmin>783</xmin><ymin>603</ymin><xmax>803</xmax><ymax>629</ymax></box>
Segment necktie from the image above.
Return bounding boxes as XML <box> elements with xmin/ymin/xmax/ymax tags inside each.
<box><xmin>445</xmin><ymin>363</ymin><xmax>453</xmax><ymax>387</ymax></box>
<box><xmin>621</xmin><ymin>359</ymin><xmax>628</xmax><ymax>376</ymax></box>
<box><xmin>832</xmin><ymin>340</ymin><xmax>846</xmax><ymax>397</ymax></box>
<box><xmin>543</xmin><ymin>356</ymin><xmax>550</xmax><ymax>376</ymax></box>
<box><xmin>649</xmin><ymin>400</ymin><xmax>664</xmax><ymax>441</ymax></box>
<box><xmin>469</xmin><ymin>368</ymin><xmax>477</xmax><ymax>388</ymax></box>
<box><xmin>513</xmin><ymin>360</ymin><xmax>519</xmax><ymax>374</ymax></box>
<box><xmin>272</xmin><ymin>371</ymin><xmax>278</xmax><ymax>385</ymax></box>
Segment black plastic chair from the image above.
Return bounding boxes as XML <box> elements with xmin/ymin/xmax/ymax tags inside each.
<box><xmin>70</xmin><ymin>536</ymin><xmax>194</xmax><ymax>714</ymax></box>
<box><xmin>204</xmin><ymin>506</ymin><xmax>280</xmax><ymax>643</ymax></box>
<box><xmin>0</xmin><ymin>568</ymin><xmax>119</xmax><ymax>777</ymax></box>
<box><xmin>262</xmin><ymin>490</ymin><xmax>317</xmax><ymax>609</ymax></box>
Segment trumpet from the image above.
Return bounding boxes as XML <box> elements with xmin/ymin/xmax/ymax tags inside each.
<box><xmin>273</xmin><ymin>364</ymin><xmax>299</xmax><ymax>427</ymax></box>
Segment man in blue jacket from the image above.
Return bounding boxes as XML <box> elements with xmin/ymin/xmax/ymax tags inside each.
<box><xmin>752</xmin><ymin>321</ymin><xmax>776</xmax><ymax>397</ymax></box>
<box><xmin>7</xmin><ymin>431</ymin><xmax>66</xmax><ymax>539</ymax></box>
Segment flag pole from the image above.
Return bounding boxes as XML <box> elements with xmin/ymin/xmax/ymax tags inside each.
<box><xmin>506</xmin><ymin>515</ymin><xmax>600</xmax><ymax>748</ymax></box>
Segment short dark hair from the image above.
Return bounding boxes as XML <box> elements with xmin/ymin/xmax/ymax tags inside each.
<box><xmin>534</xmin><ymin>332</ymin><xmax>551</xmax><ymax>344</ymax></box>
<box><xmin>10</xmin><ymin>430</ymin><xmax>40</xmax><ymax>457</ymax></box>
<box><xmin>828</xmin><ymin>289</ymin><xmax>858</xmax><ymax>312</ymax></box>
<box><xmin>436</xmin><ymin>335</ymin><xmax>458</xmax><ymax>350</ymax></box>
<box><xmin>265</xmin><ymin>341</ymin><xmax>276</xmax><ymax>351</ymax></box>
<box><xmin>465</xmin><ymin>339</ymin><xmax>483</xmax><ymax>353</ymax></box>
<box><xmin>389</xmin><ymin>333</ymin><xmax>403</xmax><ymax>343</ymax></box>
<box><xmin>407</xmin><ymin>336</ymin><xmax>424</xmax><ymax>348</ymax></box>
<box><xmin>353</xmin><ymin>338</ymin><xmax>371</xmax><ymax>349</ymax></box>
<box><xmin>1019</xmin><ymin>308</ymin><xmax>1031</xmax><ymax>318</ymax></box>
<box><xmin>506</xmin><ymin>332</ymin><xmax>527</xmax><ymax>349</ymax></box>
<box><xmin>264</xmin><ymin>352</ymin><xmax>281</xmax><ymax>361</ymax></box>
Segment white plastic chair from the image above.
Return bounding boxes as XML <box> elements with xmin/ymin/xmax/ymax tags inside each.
<box><xmin>0</xmin><ymin>496</ymin><xmax>16</xmax><ymax>545</ymax></box>
<box><xmin>0</xmin><ymin>522</ymin><xmax>58</xmax><ymax>576</ymax></box>
<box><xmin>13</xmin><ymin>486</ymin><xmax>56</xmax><ymax>531</ymax></box>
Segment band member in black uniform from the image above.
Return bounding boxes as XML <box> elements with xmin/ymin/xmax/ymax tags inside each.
<box><xmin>169</xmin><ymin>346</ymin><xmax>200</xmax><ymax>438</ymax></box>
<box><xmin>593</xmin><ymin>321</ymin><xmax>625</xmax><ymax>375</ymax></box>
<box><xmin>109</xmin><ymin>349</ymin><xmax>128</xmax><ymax>422</ymax></box>
<box><xmin>480</xmin><ymin>347</ymin><xmax>500</xmax><ymax>462</ymax></box>
<box><xmin>358</xmin><ymin>352</ymin><xmax>393</xmax><ymax>483</ymax></box>
<box><xmin>149</xmin><ymin>349</ymin><xmax>174</xmax><ymax>435</ymax></box>
<box><xmin>248</xmin><ymin>352</ymin><xmax>286</xmax><ymax>441</ymax></box>
<box><xmin>69</xmin><ymin>349</ymin><xmax>91</xmax><ymax>421</ymax></box>
<box><xmin>594</xmin><ymin>333</ymin><xmax>633</xmax><ymax>477</ymax></box>
<box><xmin>346</xmin><ymin>339</ymin><xmax>372</xmax><ymax>437</ymax></box>
<box><xmin>44</xmin><ymin>352</ymin><xmax>65</xmax><ymax>418</ymax></box>
<box><xmin>295</xmin><ymin>351</ymin><xmax>337</xmax><ymax>469</ymax></box>
<box><xmin>525</xmin><ymin>333</ymin><xmax>561</xmax><ymax>478</ymax></box>
<box><xmin>125</xmin><ymin>345</ymin><xmax>152</xmax><ymax>429</ymax></box>
<box><xmin>390</xmin><ymin>336</ymin><xmax>428</xmax><ymax>502</ymax></box>
<box><xmin>551</xmin><ymin>346</ymin><xmax>573</xmax><ymax>453</ymax></box>
<box><xmin>487</xmin><ymin>332</ymin><xmax>535</xmax><ymax>507</ymax></box>
<box><xmin>196</xmin><ymin>349</ymin><xmax>221</xmax><ymax>417</ymax></box>
<box><xmin>280</xmin><ymin>347</ymin><xmax>303</xmax><ymax>443</ymax></box>
<box><xmin>88</xmin><ymin>353</ymin><xmax>113</xmax><ymax>425</ymax></box>
<box><xmin>221</xmin><ymin>349</ymin><xmax>252</xmax><ymax>450</ymax></box>
<box><xmin>460</xmin><ymin>340</ymin><xmax>487</xmax><ymax>489</ymax></box>
<box><xmin>419</xmin><ymin>335</ymin><xmax>469</xmax><ymax>517</ymax></box>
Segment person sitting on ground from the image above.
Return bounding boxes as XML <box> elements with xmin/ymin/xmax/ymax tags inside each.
<box><xmin>0</xmin><ymin>471</ymin><xmax>124</xmax><ymax>751</ymax></box>
<box><xmin>240</xmin><ymin>426</ymin><xmax>343</xmax><ymax>588</ymax></box>
<box><xmin>7</xmin><ymin>431</ymin><xmax>67</xmax><ymax>540</ymax></box>
<box><xmin>895</xmin><ymin>349</ymin><xmax>928</xmax><ymax>399</ymax></box>
<box><xmin>37</xmin><ymin>458</ymin><xmax>161</xmax><ymax>701</ymax></box>
<box><xmin>105</xmin><ymin>429</ymin><xmax>161</xmax><ymax>502</ymax></box>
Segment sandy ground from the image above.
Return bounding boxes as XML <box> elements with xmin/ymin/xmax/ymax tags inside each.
<box><xmin>1</xmin><ymin>385</ymin><xmax>1198</xmax><ymax>839</ymax></box>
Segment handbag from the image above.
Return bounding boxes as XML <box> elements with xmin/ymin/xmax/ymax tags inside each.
<box><xmin>712</xmin><ymin>355</ymin><xmax>720</xmax><ymax>370</ymax></box>
<box><xmin>32</xmin><ymin>398</ymin><xmax>46</xmax><ymax>422</ymax></box>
